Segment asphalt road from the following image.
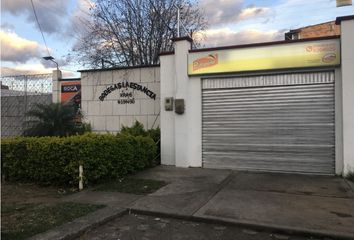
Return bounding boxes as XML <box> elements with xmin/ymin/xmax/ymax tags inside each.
<box><xmin>77</xmin><ymin>213</ymin><xmax>327</xmax><ymax>240</ymax></box>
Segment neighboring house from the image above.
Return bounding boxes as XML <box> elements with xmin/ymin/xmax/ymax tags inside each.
<box><xmin>285</xmin><ymin>21</ymin><xmax>340</xmax><ymax>40</ymax></box>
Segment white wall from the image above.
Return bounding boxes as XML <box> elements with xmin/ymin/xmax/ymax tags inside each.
<box><xmin>335</xmin><ymin>68</ymin><xmax>343</xmax><ymax>175</ymax></box>
<box><xmin>81</xmin><ymin>67</ymin><xmax>160</xmax><ymax>133</ymax></box>
<box><xmin>160</xmin><ymin>39</ymin><xmax>203</xmax><ymax>168</ymax></box>
<box><xmin>174</xmin><ymin>40</ymin><xmax>193</xmax><ymax>167</ymax></box>
<box><xmin>340</xmin><ymin>19</ymin><xmax>354</xmax><ymax>175</ymax></box>
<box><xmin>187</xmin><ymin>76</ymin><xmax>202</xmax><ymax>167</ymax></box>
<box><xmin>160</xmin><ymin>55</ymin><xmax>176</xmax><ymax>166</ymax></box>
<box><xmin>52</xmin><ymin>70</ymin><xmax>61</xmax><ymax>103</ymax></box>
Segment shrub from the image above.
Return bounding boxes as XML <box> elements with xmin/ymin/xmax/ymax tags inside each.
<box><xmin>24</xmin><ymin>103</ymin><xmax>91</xmax><ymax>137</ymax></box>
<box><xmin>120</xmin><ymin>121</ymin><xmax>160</xmax><ymax>164</ymax></box>
<box><xmin>120</xmin><ymin>121</ymin><xmax>146</xmax><ymax>137</ymax></box>
<box><xmin>1</xmin><ymin>133</ymin><xmax>156</xmax><ymax>186</ymax></box>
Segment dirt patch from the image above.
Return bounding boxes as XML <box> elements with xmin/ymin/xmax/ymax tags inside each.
<box><xmin>1</xmin><ymin>182</ymin><xmax>102</xmax><ymax>240</ymax></box>
<box><xmin>1</xmin><ymin>182</ymin><xmax>74</xmax><ymax>205</ymax></box>
<box><xmin>2</xmin><ymin>202</ymin><xmax>104</xmax><ymax>240</ymax></box>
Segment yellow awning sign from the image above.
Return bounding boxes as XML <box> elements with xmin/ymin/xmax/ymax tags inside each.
<box><xmin>188</xmin><ymin>39</ymin><xmax>340</xmax><ymax>76</ymax></box>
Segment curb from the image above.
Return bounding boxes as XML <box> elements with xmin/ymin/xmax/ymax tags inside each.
<box><xmin>129</xmin><ymin>208</ymin><xmax>354</xmax><ymax>240</ymax></box>
<box><xmin>29</xmin><ymin>207</ymin><xmax>127</xmax><ymax>240</ymax></box>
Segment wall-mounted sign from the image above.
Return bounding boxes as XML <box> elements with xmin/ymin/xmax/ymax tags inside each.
<box><xmin>61</xmin><ymin>81</ymin><xmax>81</xmax><ymax>108</ymax></box>
<box><xmin>337</xmin><ymin>0</ymin><xmax>352</xmax><ymax>7</ymax></box>
<box><xmin>99</xmin><ymin>81</ymin><xmax>156</xmax><ymax>104</ymax></box>
<box><xmin>188</xmin><ymin>39</ymin><xmax>340</xmax><ymax>76</ymax></box>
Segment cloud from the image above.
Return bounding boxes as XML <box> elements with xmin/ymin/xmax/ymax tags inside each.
<box><xmin>1</xmin><ymin>0</ymin><xmax>70</xmax><ymax>34</ymax></box>
<box><xmin>0</xmin><ymin>65</ymin><xmax>76</xmax><ymax>78</ymax></box>
<box><xmin>0</xmin><ymin>30</ymin><xmax>45</xmax><ymax>63</ymax></box>
<box><xmin>238</xmin><ymin>7</ymin><xmax>270</xmax><ymax>21</ymax></box>
<box><xmin>0</xmin><ymin>22</ymin><xmax>15</xmax><ymax>31</ymax></box>
<box><xmin>0</xmin><ymin>65</ymin><xmax>51</xmax><ymax>76</ymax></box>
<box><xmin>196</xmin><ymin>28</ymin><xmax>285</xmax><ymax>47</ymax></box>
<box><xmin>200</xmin><ymin>0</ymin><xmax>270</xmax><ymax>26</ymax></box>
<box><xmin>65</xmin><ymin>0</ymin><xmax>94</xmax><ymax>37</ymax></box>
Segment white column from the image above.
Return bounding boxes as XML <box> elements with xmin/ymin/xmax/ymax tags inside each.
<box><xmin>339</xmin><ymin>17</ymin><xmax>354</xmax><ymax>175</ymax></box>
<box><xmin>52</xmin><ymin>70</ymin><xmax>62</xmax><ymax>103</ymax></box>
<box><xmin>173</xmin><ymin>37</ymin><xmax>192</xmax><ymax>167</ymax></box>
<box><xmin>160</xmin><ymin>54</ymin><xmax>176</xmax><ymax>166</ymax></box>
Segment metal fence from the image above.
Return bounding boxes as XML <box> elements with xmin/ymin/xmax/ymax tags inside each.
<box><xmin>1</xmin><ymin>74</ymin><xmax>53</xmax><ymax>137</ymax></box>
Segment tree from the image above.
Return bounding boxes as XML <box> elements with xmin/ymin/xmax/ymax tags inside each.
<box><xmin>73</xmin><ymin>0</ymin><xmax>206</xmax><ymax>68</ymax></box>
<box><xmin>24</xmin><ymin>103</ymin><xmax>85</xmax><ymax>137</ymax></box>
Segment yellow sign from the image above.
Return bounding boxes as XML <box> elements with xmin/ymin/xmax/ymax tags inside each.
<box><xmin>337</xmin><ymin>0</ymin><xmax>352</xmax><ymax>7</ymax></box>
<box><xmin>188</xmin><ymin>39</ymin><xmax>340</xmax><ymax>76</ymax></box>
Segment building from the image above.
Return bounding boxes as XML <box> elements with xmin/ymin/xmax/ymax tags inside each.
<box><xmin>285</xmin><ymin>21</ymin><xmax>340</xmax><ymax>40</ymax></box>
<box><xmin>52</xmin><ymin>66</ymin><xmax>160</xmax><ymax>133</ymax></box>
<box><xmin>53</xmin><ymin>15</ymin><xmax>354</xmax><ymax>176</ymax></box>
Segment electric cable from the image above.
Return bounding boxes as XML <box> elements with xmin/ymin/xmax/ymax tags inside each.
<box><xmin>29</xmin><ymin>0</ymin><xmax>51</xmax><ymax>56</ymax></box>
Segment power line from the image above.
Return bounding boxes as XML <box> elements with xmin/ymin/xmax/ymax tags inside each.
<box><xmin>29</xmin><ymin>0</ymin><xmax>51</xmax><ymax>56</ymax></box>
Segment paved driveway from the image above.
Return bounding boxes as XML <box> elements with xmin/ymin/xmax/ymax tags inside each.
<box><xmin>132</xmin><ymin>166</ymin><xmax>354</xmax><ymax>239</ymax></box>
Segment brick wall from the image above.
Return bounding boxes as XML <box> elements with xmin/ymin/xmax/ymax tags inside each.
<box><xmin>285</xmin><ymin>21</ymin><xmax>341</xmax><ymax>40</ymax></box>
<box><xmin>81</xmin><ymin>66</ymin><xmax>160</xmax><ymax>133</ymax></box>
<box><xmin>299</xmin><ymin>21</ymin><xmax>340</xmax><ymax>39</ymax></box>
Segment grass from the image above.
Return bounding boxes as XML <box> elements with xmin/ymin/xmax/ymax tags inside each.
<box><xmin>94</xmin><ymin>178</ymin><xmax>167</xmax><ymax>195</ymax></box>
<box><xmin>1</xmin><ymin>202</ymin><xmax>104</xmax><ymax>240</ymax></box>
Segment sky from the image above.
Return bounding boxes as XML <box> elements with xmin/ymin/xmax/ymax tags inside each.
<box><xmin>1</xmin><ymin>0</ymin><xmax>353</xmax><ymax>77</ymax></box>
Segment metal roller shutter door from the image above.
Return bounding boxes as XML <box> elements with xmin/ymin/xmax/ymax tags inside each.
<box><xmin>202</xmin><ymin>72</ymin><xmax>335</xmax><ymax>174</ymax></box>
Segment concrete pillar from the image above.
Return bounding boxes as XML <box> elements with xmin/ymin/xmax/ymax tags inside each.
<box><xmin>173</xmin><ymin>37</ymin><xmax>192</xmax><ymax>167</ymax></box>
<box><xmin>336</xmin><ymin>16</ymin><xmax>354</xmax><ymax>175</ymax></box>
<box><xmin>160</xmin><ymin>53</ymin><xmax>176</xmax><ymax>166</ymax></box>
<box><xmin>52</xmin><ymin>69</ymin><xmax>62</xmax><ymax>103</ymax></box>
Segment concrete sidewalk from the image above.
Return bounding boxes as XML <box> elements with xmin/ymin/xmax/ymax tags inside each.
<box><xmin>131</xmin><ymin>166</ymin><xmax>354</xmax><ymax>239</ymax></box>
<box><xmin>59</xmin><ymin>166</ymin><xmax>354</xmax><ymax>239</ymax></box>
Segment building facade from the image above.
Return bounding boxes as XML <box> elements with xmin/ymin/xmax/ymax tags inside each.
<box><xmin>66</xmin><ymin>16</ymin><xmax>354</xmax><ymax>176</ymax></box>
<box><xmin>160</xmin><ymin>16</ymin><xmax>354</xmax><ymax>176</ymax></box>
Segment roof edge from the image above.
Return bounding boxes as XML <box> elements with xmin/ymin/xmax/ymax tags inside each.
<box><xmin>171</xmin><ymin>36</ymin><xmax>193</xmax><ymax>43</ymax></box>
<box><xmin>159</xmin><ymin>51</ymin><xmax>174</xmax><ymax>56</ymax></box>
<box><xmin>78</xmin><ymin>64</ymin><xmax>160</xmax><ymax>73</ymax></box>
<box><xmin>189</xmin><ymin>35</ymin><xmax>340</xmax><ymax>53</ymax></box>
<box><xmin>336</xmin><ymin>15</ymin><xmax>354</xmax><ymax>25</ymax></box>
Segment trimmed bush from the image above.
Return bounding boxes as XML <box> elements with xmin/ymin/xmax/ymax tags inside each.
<box><xmin>1</xmin><ymin>133</ymin><xmax>156</xmax><ymax>186</ymax></box>
<box><xmin>121</xmin><ymin>121</ymin><xmax>161</xmax><ymax>164</ymax></box>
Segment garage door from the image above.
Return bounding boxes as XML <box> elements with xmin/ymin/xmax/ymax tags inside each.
<box><xmin>202</xmin><ymin>72</ymin><xmax>335</xmax><ymax>174</ymax></box>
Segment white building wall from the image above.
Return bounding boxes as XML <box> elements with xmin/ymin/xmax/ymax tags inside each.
<box><xmin>174</xmin><ymin>40</ymin><xmax>192</xmax><ymax>167</ymax></box>
<box><xmin>187</xmin><ymin>76</ymin><xmax>202</xmax><ymax>167</ymax></box>
<box><xmin>160</xmin><ymin>54</ymin><xmax>176</xmax><ymax>166</ymax></box>
<box><xmin>80</xmin><ymin>67</ymin><xmax>160</xmax><ymax>133</ymax></box>
<box><xmin>334</xmin><ymin>68</ymin><xmax>343</xmax><ymax>175</ymax></box>
<box><xmin>340</xmin><ymin>18</ymin><xmax>354</xmax><ymax>176</ymax></box>
<box><xmin>160</xmin><ymin>39</ymin><xmax>203</xmax><ymax>168</ymax></box>
<box><xmin>52</xmin><ymin>70</ymin><xmax>62</xmax><ymax>103</ymax></box>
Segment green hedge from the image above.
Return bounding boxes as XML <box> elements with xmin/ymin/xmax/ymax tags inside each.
<box><xmin>1</xmin><ymin>133</ymin><xmax>157</xmax><ymax>186</ymax></box>
<box><xmin>121</xmin><ymin>121</ymin><xmax>160</xmax><ymax>164</ymax></box>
